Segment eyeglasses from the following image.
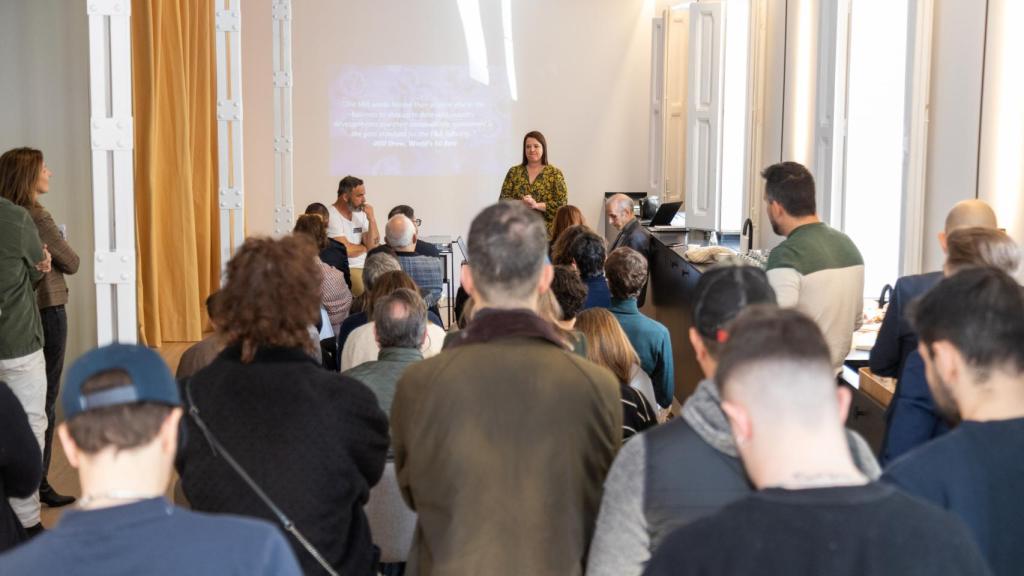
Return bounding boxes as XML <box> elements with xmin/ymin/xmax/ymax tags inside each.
<box><xmin>414</xmin><ymin>218</ymin><xmax>422</xmax><ymax>227</ymax></box>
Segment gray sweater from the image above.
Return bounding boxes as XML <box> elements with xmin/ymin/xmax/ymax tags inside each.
<box><xmin>586</xmin><ymin>379</ymin><xmax>881</xmax><ymax>576</ymax></box>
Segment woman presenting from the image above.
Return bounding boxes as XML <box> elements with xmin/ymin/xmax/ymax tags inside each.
<box><xmin>500</xmin><ymin>130</ymin><xmax>567</xmax><ymax>237</ymax></box>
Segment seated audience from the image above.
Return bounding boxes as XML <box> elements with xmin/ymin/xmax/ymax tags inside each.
<box><xmin>387</xmin><ymin>204</ymin><xmax>440</xmax><ymax>257</ymax></box>
<box><xmin>341</xmin><ymin>271</ymin><xmax>446</xmax><ymax>371</ymax></box>
<box><xmin>391</xmin><ymin>202</ymin><xmax>621</xmax><ymax>575</ymax></box>
<box><xmin>883</xmin><ymin>266</ymin><xmax>1024</xmax><ymax>576</ymax></box>
<box><xmin>0</xmin><ymin>344</ymin><xmax>302</xmax><ymax>575</ymax></box>
<box><xmin>571</xmin><ymin>231</ymin><xmax>612</xmax><ymax>309</ymax></box>
<box><xmin>342</xmin><ymin>288</ymin><xmax>428</xmax><ymax>418</ymax></box>
<box><xmin>0</xmin><ymin>382</ymin><xmax>41</xmax><ymax>553</ymax></box>
<box><xmin>642</xmin><ymin>306</ymin><xmax>988</xmax><ymax>576</ymax></box>
<box><xmin>550</xmin><ymin>223</ymin><xmax>590</xmax><ymax>266</ymax></box>
<box><xmin>588</xmin><ymin>266</ymin><xmax>880</xmax><ymax>576</ymax></box>
<box><xmin>576</xmin><ymin>308</ymin><xmax>657</xmax><ymax>442</ymax></box>
<box><xmin>605</xmin><ymin>247</ymin><xmax>673</xmax><ymax>409</ymax></box>
<box><xmin>551</xmin><ymin>204</ymin><xmax>587</xmax><ymax>252</ymax></box>
<box><xmin>341</xmin><ymin>251</ymin><xmax>402</xmax><ymax>327</ymax></box>
<box><xmin>175</xmin><ymin>236</ymin><xmax>388</xmax><ymax>576</ymax></box>
<box><xmin>385</xmin><ymin>214</ymin><xmax>444</xmax><ymax>310</ymax></box>
<box><xmin>294</xmin><ymin>214</ymin><xmax>353</xmax><ymax>334</ymax></box>
<box><xmin>548</xmin><ymin>264</ymin><xmax>589</xmax><ymax>355</ymax></box>
<box><xmin>175</xmin><ymin>293</ymin><xmax>225</xmax><ymax>379</ymax></box>
<box><xmin>881</xmin><ymin>226</ymin><xmax>1020</xmax><ymax>463</ymax></box>
<box><xmin>305</xmin><ymin>202</ymin><xmax>352</xmax><ymax>288</ymax></box>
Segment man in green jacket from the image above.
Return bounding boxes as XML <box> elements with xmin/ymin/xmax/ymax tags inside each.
<box><xmin>0</xmin><ymin>196</ymin><xmax>51</xmax><ymax>536</ymax></box>
<box><xmin>392</xmin><ymin>202</ymin><xmax>622</xmax><ymax>576</ymax></box>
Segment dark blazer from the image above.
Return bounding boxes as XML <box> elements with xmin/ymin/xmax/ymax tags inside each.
<box><xmin>320</xmin><ymin>238</ymin><xmax>352</xmax><ymax>288</ymax></box>
<box><xmin>177</xmin><ymin>345</ymin><xmax>389</xmax><ymax>576</ymax></box>
<box><xmin>610</xmin><ymin>218</ymin><xmax>652</xmax><ymax>259</ymax></box>
<box><xmin>415</xmin><ymin>239</ymin><xmax>441</xmax><ymax>258</ymax></box>
<box><xmin>880</xmin><ymin>350</ymin><xmax>950</xmax><ymax>466</ymax></box>
<box><xmin>869</xmin><ymin>271</ymin><xmax>942</xmax><ymax>379</ymax></box>
<box><xmin>0</xmin><ymin>381</ymin><xmax>42</xmax><ymax>552</ymax></box>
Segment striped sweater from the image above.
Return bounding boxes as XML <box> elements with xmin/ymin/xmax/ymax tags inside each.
<box><xmin>766</xmin><ymin>222</ymin><xmax>865</xmax><ymax>373</ymax></box>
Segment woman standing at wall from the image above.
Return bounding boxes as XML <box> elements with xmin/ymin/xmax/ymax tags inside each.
<box><xmin>0</xmin><ymin>147</ymin><xmax>79</xmax><ymax>508</ymax></box>
<box><xmin>499</xmin><ymin>130</ymin><xmax>568</xmax><ymax>238</ymax></box>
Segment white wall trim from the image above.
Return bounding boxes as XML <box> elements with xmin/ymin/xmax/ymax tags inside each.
<box><xmin>215</xmin><ymin>1</ymin><xmax>246</xmax><ymax>278</ymax></box>
<box><xmin>86</xmin><ymin>0</ymin><xmax>137</xmax><ymax>344</ymax></box>
<box><xmin>272</xmin><ymin>0</ymin><xmax>295</xmax><ymax>235</ymax></box>
<box><xmin>901</xmin><ymin>0</ymin><xmax>935</xmax><ymax>276</ymax></box>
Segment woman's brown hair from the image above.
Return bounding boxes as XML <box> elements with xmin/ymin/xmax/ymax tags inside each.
<box><xmin>945</xmin><ymin>227</ymin><xmax>1021</xmax><ymax>276</ymax></box>
<box><xmin>212</xmin><ymin>236</ymin><xmax>321</xmax><ymax>362</ymax></box>
<box><xmin>293</xmin><ymin>213</ymin><xmax>328</xmax><ymax>250</ymax></box>
<box><xmin>364</xmin><ymin>270</ymin><xmax>418</xmax><ymax>317</ymax></box>
<box><xmin>551</xmin><ymin>224</ymin><xmax>591</xmax><ymax>266</ymax></box>
<box><xmin>520</xmin><ymin>130</ymin><xmax>549</xmax><ymax>166</ymax></box>
<box><xmin>551</xmin><ymin>205</ymin><xmax>586</xmax><ymax>245</ymax></box>
<box><xmin>0</xmin><ymin>147</ymin><xmax>43</xmax><ymax>208</ymax></box>
<box><xmin>575</xmin><ymin>307</ymin><xmax>640</xmax><ymax>385</ymax></box>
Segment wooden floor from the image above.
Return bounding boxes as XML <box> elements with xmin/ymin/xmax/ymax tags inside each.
<box><xmin>40</xmin><ymin>341</ymin><xmax>195</xmax><ymax>527</ymax></box>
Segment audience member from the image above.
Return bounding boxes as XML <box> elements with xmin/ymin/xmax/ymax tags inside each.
<box><xmin>550</xmin><ymin>223</ymin><xmax>590</xmax><ymax>266</ymax></box>
<box><xmin>387</xmin><ymin>205</ymin><xmax>441</xmax><ymax>257</ymax></box>
<box><xmin>762</xmin><ymin>162</ymin><xmax>865</xmax><ymax>373</ymax></box>
<box><xmin>0</xmin><ymin>147</ymin><xmax>52</xmax><ymax>537</ymax></box>
<box><xmin>344</xmin><ymin>249</ymin><xmax>401</xmax><ymax>318</ymax></box>
<box><xmin>571</xmin><ymin>230</ymin><xmax>612</xmax><ymax>310</ymax></box>
<box><xmin>587</xmin><ymin>266</ymin><xmax>880</xmax><ymax>576</ymax></box>
<box><xmin>606</xmin><ymin>194</ymin><xmax>652</xmax><ymax>305</ymax></box>
<box><xmin>548</xmin><ymin>264</ymin><xmax>589</xmax><ymax>354</ymax></box>
<box><xmin>576</xmin><ymin>308</ymin><xmax>658</xmax><ymax>441</ymax></box>
<box><xmin>881</xmin><ymin>226</ymin><xmax>1019</xmax><ymax>463</ymax></box>
<box><xmin>294</xmin><ymin>214</ymin><xmax>353</xmax><ymax>334</ymax></box>
<box><xmin>340</xmin><ymin>271</ymin><xmax>446</xmax><ymax>371</ymax></box>
<box><xmin>176</xmin><ymin>236</ymin><xmax>388</xmax><ymax>575</ymax></box>
<box><xmin>0</xmin><ymin>344</ymin><xmax>303</xmax><ymax>575</ymax></box>
<box><xmin>551</xmin><ymin>204</ymin><xmax>587</xmax><ymax>250</ymax></box>
<box><xmin>305</xmin><ymin>202</ymin><xmax>352</xmax><ymax>288</ymax></box>
<box><xmin>605</xmin><ymin>247</ymin><xmax>673</xmax><ymax>408</ymax></box>
<box><xmin>342</xmin><ymin>288</ymin><xmax>427</xmax><ymax>418</ymax></box>
<box><xmin>883</xmin><ymin>267</ymin><xmax>1024</xmax><ymax>576</ymax></box>
<box><xmin>391</xmin><ymin>202</ymin><xmax>621</xmax><ymax>575</ymax></box>
<box><xmin>327</xmin><ymin>176</ymin><xmax>380</xmax><ymax>296</ymax></box>
<box><xmin>642</xmin><ymin>306</ymin><xmax>988</xmax><ymax>576</ymax></box>
<box><xmin>0</xmin><ymin>382</ymin><xmax>41</xmax><ymax>553</ymax></box>
<box><xmin>385</xmin><ymin>214</ymin><xmax>444</xmax><ymax>309</ymax></box>
<box><xmin>175</xmin><ymin>293</ymin><xmax>226</xmax><ymax>379</ymax></box>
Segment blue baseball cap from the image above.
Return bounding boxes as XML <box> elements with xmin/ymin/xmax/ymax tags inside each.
<box><xmin>62</xmin><ymin>343</ymin><xmax>181</xmax><ymax>419</ymax></box>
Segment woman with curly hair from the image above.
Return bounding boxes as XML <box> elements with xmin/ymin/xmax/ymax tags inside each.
<box><xmin>176</xmin><ymin>235</ymin><xmax>389</xmax><ymax>576</ymax></box>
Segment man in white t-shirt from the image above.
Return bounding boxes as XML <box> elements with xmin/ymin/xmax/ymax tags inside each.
<box><xmin>328</xmin><ymin>176</ymin><xmax>380</xmax><ymax>296</ymax></box>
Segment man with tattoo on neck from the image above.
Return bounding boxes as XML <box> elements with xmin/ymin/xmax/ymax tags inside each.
<box><xmin>643</xmin><ymin>307</ymin><xmax>990</xmax><ymax>576</ymax></box>
<box><xmin>0</xmin><ymin>344</ymin><xmax>301</xmax><ymax>575</ymax></box>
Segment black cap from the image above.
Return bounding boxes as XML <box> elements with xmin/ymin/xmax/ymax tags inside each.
<box><xmin>692</xmin><ymin>265</ymin><xmax>777</xmax><ymax>340</ymax></box>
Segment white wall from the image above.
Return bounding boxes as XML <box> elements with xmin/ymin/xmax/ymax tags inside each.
<box><xmin>0</xmin><ymin>1</ymin><xmax>96</xmax><ymax>367</ymax></box>
<box><xmin>242</xmin><ymin>0</ymin><xmax>659</xmax><ymax>241</ymax></box>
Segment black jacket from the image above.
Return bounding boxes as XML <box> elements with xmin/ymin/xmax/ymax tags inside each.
<box><xmin>320</xmin><ymin>238</ymin><xmax>352</xmax><ymax>288</ymax></box>
<box><xmin>0</xmin><ymin>381</ymin><xmax>41</xmax><ymax>553</ymax></box>
<box><xmin>610</xmin><ymin>219</ymin><xmax>653</xmax><ymax>306</ymax></box>
<box><xmin>177</xmin><ymin>345</ymin><xmax>389</xmax><ymax>575</ymax></box>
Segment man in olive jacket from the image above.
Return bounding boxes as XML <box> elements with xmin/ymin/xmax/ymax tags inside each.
<box><xmin>391</xmin><ymin>202</ymin><xmax>622</xmax><ymax>575</ymax></box>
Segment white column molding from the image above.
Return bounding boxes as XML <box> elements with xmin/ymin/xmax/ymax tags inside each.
<box><xmin>215</xmin><ymin>0</ymin><xmax>245</xmax><ymax>277</ymax></box>
<box><xmin>900</xmin><ymin>0</ymin><xmax>935</xmax><ymax>276</ymax></box>
<box><xmin>272</xmin><ymin>0</ymin><xmax>295</xmax><ymax>235</ymax></box>
<box><xmin>86</xmin><ymin>0</ymin><xmax>137</xmax><ymax>344</ymax></box>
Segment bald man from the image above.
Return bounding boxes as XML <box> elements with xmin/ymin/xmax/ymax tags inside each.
<box><xmin>606</xmin><ymin>194</ymin><xmax>652</xmax><ymax>305</ymax></box>
<box><xmin>871</xmin><ymin>199</ymin><xmax>998</xmax><ymax>463</ymax></box>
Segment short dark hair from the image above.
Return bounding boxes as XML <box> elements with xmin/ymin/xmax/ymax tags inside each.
<box><xmin>66</xmin><ymin>370</ymin><xmax>173</xmax><ymax>454</ymax></box>
<box><xmin>761</xmin><ymin>162</ymin><xmax>816</xmax><ymax>217</ymax></box>
<box><xmin>468</xmin><ymin>202</ymin><xmax>548</xmax><ymax>302</ymax></box>
<box><xmin>605</xmin><ymin>247</ymin><xmax>647</xmax><ymax>299</ymax></box>
<box><xmin>693</xmin><ymin>265</ymin><xmax>777</xmax><ymax>358</ymax></box>
<box><xmin>388</xmin><ymin>204</ymin><xmax>415</xmax><ymax>220</ymax></box>
<box><xmin>367</xmin><ymin>244</ymin><xmax>398</xmax><ymax>259</ymax></box>
<box><xmin>551</xmin><ymin>224</ymin><xmax>590</xmax><ymax>266</ymax></box>
<box><xmin>521</xmin><ymin>131</ymin><xmax>548</xmax><ymax>166</ymax></box>
<box><xmin>337</xmin><ymin>175</ymin><xmax>364</xmax><ymax>198</ymax></box>
<box><xmin>304</xmin><ymin>202</ymin><xmax>329</xmax><ymax>221</ymax></box>
<box><xmin>373</xmin><ymin>288</ymin><xmax>427</xmax><ymax>349</ymax></box>
<box><xmin>912</xmin><ymin>267</ymin><xmax>1024</xmax><ymax>379</ymax></box>
<box><xmin>550</xmin><ymin>265</ymin><xmax>588</xmax><ymax>320</ymax></box>
<box><xmin>716</xmin><ymin>305</ymin><xmax>831</xmax><ymax>393</ymax></box>
<box><xmin>570</xmin><ymin>232</ymin><xmax>607</xmax><ymax>279</ymax></box>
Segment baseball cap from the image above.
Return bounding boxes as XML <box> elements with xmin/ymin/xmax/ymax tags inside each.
<box><xmin>692</xmin><ymin>265</ymin><xmax>777</xmax><ymax>340</ymax></box>
<box><xmin>62</xmin><ymin>343</ymin><xmax>181</xmax><ymax>419</ymax></box>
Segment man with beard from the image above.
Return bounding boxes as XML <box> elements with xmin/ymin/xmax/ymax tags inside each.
<box><xmin>761</xmin><ymin>162</ymin><xmax>864</xmax><ymax>375</ymax></box>
<box><xmin>328</xmin><ymin>176</ymin><xmax>380</xmax><ymax>296</ymax></box>
<box><xmin>883</xmin><ymin>266</ymin><xmax>1024</xmax><ymax>576</ymax></box>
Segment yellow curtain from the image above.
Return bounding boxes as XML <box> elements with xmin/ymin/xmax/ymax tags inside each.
<box><xmin>132</xmin><ymin>0</ymin><xmax>220</xmax><ymax>346</ymax></box>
